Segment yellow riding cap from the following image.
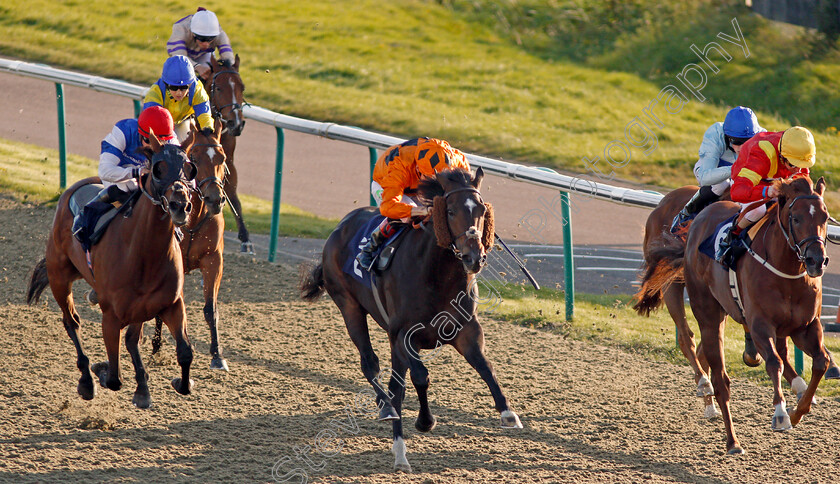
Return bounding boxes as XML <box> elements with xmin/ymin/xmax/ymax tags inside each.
<box><xmin>780</xmin><ymin>126</ymin><xmax>816</xmax><ymax>168</ymax></box>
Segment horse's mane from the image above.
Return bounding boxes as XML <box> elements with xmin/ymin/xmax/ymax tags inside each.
<box><xmin>417</xmin><ymin>168</ymin><xmax>473</xmax><ymax>207</ymax></box>
<box><xmin>773</xmin><ymin>175</ymin><xmax>813</xmax><ymax>199</ymax></box>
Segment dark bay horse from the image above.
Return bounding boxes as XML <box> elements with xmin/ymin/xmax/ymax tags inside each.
<box><xmin>152</xmin><ymin>123</ymin><xmax>229</xmax><ymax>370</ymax></box>
<box><xmin>636</xmin><ymin>176</ymin><xmax>830</xmax><ymax>454</ymax></box>
<box><xmin>26</xmin><ymin>139</ymin><xmax>197</xmax><ymax>408</ymax></box>
<box><xmin>205</xmin><ymin>55</ymin><xmax>252</xmax><ymax>253</ymax></box>
<box><xmin>300</xmin><ymin>167</ymin><xmax>522</xmax><ymax>472</ymax></box>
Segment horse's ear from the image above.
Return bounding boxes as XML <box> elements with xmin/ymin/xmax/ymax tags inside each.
<box><xmin>181</xmin><ymin>129</ymin><xmax>195</xmax><ymax>153</ymax></box>
<box><xmin>482</xmin><ymin>202</ymin><xmax>495</xmax><ymax>250</ymax></box>
<box><xmin>472</xmin><ymin>166</ymin><xmax>484</xmax><ymax>190</ymax></box>
<box><xmin>815</xmin><ymin>176</ymin><xmax>826</xmax><ymax>197</ymax></box>
<box><xmin>234</xmin><ymin>54</ymin><xmax>240</xmax><ymax>71</ymax></box>
<box><xmin>149</xmin><ymin>131</ymin><xmax>162</xmax><ymax>152</ymax></box>
<box><xmin>432</xmin><ymin>196</ymin><xmax>451</xmax><ymax>248</ymax></box>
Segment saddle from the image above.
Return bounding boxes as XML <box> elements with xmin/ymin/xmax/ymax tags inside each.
<box><xmin>698</xmin><ymin>202</ymin><xmax>775</xmax><ymax>270</ymax></box>
<box><xmin>70</xmin><ymin>184</ymin><xmax>139</xmax><ymax>252</ymax></box>
<box><xmin>343</xmin><ymin>216</ymin><xmax>408</xmax><ymax>288</ymax></box>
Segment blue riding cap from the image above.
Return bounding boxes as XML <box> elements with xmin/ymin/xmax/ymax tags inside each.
<box><xmin>161</xmin><ymin>55</ymin><xmax>196</xmax><ymax>87</ymax></box>
<box><xmin>723</xmin><ymin>106</ymin><xmax>761</xmax><ymax>139</ymax></box>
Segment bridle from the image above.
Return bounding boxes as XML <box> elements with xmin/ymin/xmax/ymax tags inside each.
<box><xmin>186</xmin><ymin>141</ymin><xmax>228</xmax><ymax>233</ymax></box>
<box><xmin>779</xmin><ymin>194</ymin><xmax>828</xmax><ymax>264</ymax></box>
<box><xmin>443</xmin><ymin>186</ymin><xmax>486</xmax><ymax>265</ymax></box>
<box><xmin>209</xmin><ymin>68</ymin><xmax>245</xmax><ymax>134</ymax></box>
<box><xmin>139</xmin><ymin>149</ymin><xmax>193</xmax><ymax>221</ymax></box>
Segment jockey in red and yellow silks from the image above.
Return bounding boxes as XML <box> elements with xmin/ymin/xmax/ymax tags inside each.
<box><xmin>717</xmin><ymin>127</ymin><xmax>815</xmax><ymax>262</ymax></box>
<box><xmin>357</xmin><ymin>137</ymin><xmax>470</xmax><ymax>270</ymax></box>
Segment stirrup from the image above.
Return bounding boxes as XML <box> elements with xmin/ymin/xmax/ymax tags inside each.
<box><xmin>670</xmin><ymin>211</ymin><xmax>691</xmax><ymax>234</ymax></box>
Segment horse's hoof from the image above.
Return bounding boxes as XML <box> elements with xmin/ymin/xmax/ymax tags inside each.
<box><xmin>394</xmin><ymin>462</ymin><xmax>412</xmax><ymax>473</ymax></box>
<box><xmin>172</xmin><ymin>377</ymin><xmax>195</xmax><ymax>395</ymax></box>
<box><xmin>825</xmin><ymin>364</ymin><xmax>840</xmax><ymax>380</ymax></box>
<box><xmin>241</xmin><ymin>241</ymin><xmax>255</xmax><ymax>255</ymax></box>
<box><xmin>209</xmin><ymin>357</ymin><xmax>229</xmax><ymax>371</ymax></box>
<box><xmin>772</xmin><ymin>414</ymin><xmax>793</xmax><ymax>431</ymax></box>
<box><xmin>696</xmin><ymin>376</ymin><xmax>714</xmax><ymax>397</ymax></box>
<box><xmin>500</xmin><ymin>410</ymin><xmax>523</xmax><ymax>429</ymax></box>
<box><xmin>742</xmin><ymin>350</ymin><xmax>762</xmax><ymax>368</ymax></box>
<box><xmin>91</xmin><ymin>362</ymin><xmax>109</xmax><ymax>388</ymax></box>
<box><xmin>704</xmin><ymin>403</ymin><xmax>722</xmax><ymax>420</ymax></box>
<box><xmin>77</xmin><ymin>380</ymin><xmax>96</xmax><ymax>400</ymax></box>
<box><xmin>727</xmin><ymin>446</ymin><xmax>745</xmax><ymax>455</ymax></box>
<box><xmin>132</xmin><ymin>392</ymin><xmax>152</xmax><ymax>409</ymax></box>
<box><xmin>378</xmin><ymin>405</ymin><xmax>400</xmax><ymax>421</ymax></box>
<box><xmin>415</xmin><ymin>415</ymin><xmax>437</xmax><ymax>433</ymax></box>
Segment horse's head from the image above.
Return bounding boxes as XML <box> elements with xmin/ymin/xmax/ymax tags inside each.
<box><xmin>207</xmin><ymin>54</ymin><xmax>246</xmax><ymax>136</ymax></box>
<box><xmin>422</xmin><ymin>167</ymin><xmax>495</xmax><ymax>274</ymax></box>
<box><xmin>182</xmin><ymin>123</ymin><xmax>227</xmax><ymax>215</ymax></box>
<box><xmin>777</xmin><ymin>176</ymin><xmax>829</xmax><ymax>277</ymax></box>
<box><xmin>147</xmin><ymin>143</ymin><xmax>196</xmax><ymax>227</ymax></box>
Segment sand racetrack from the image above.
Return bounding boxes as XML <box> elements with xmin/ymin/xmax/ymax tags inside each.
<box><xmin>1</xmin><ymin>196</ymin><xmax>839</xmax><ymax>483</ymax></box>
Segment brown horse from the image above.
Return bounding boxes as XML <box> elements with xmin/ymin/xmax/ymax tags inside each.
<box><xmin>300</xmin><ymin>168</ymin><xmax>522</xmax><ymax>472</ymax></box>
<box><xmin>205</xmin><ymin>55</ymin><xmax>252</xmax><ymax>253</ymax></box>
<box><xmin>26</xmin><ymin>139</ymin><xmax>197</xmax><ymax>408</ymax></box>
<box><xmin>637</xmin><ymin>176</ymin><xmax>830</xmax><ymax>454</ymax></box>
<box><xmin>152</xmin><ymin>122</ymin><xmax>229</xmax><ymax>370</ymax></box>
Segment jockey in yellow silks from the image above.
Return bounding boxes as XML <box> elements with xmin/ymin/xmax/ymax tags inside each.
<box><xmin>356</xmin><ymin>137</ymin><xmax>470</xmax><ymax>270</ymax></box>
<box><xmin>143</xmin><ymin>55</ymin><xmax>214</xmax><ymax>143</ymax></box>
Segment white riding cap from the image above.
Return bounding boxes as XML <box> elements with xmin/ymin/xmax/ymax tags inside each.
<box><xmin>191</xmin><ymin>10</ymin><xmax>221</xmax><ymax>37</ymax></box>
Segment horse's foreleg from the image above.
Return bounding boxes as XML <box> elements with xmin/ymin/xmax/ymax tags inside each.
<box><xmin>749</xmin><ymin>325</ymin><xmax>790</xmax><ymax>431</ymax></box>
<box><xmin>776</xmin><ymin>337</ymin><xmax>810</xmax><ymax>404</ymax></box>
<box><xmin>386</xmin><ymin>347</ymin><xmax>411</xmax><ymax>473</ymax></box>
<box><xmin>453</xmin><ymin>322</ymin><xmax>522</xmax><ymax>429</ymax></box>
<box><xmin>98</xmin><ymin>312</ymin><xmax>123</xmax><ymax>392</ymax></box>
<box><xmin>200</xmin><ymin>252</ymin><xmax>227</xmax><ymax>371</ymax></box>
<box><xmin>124</xmin><ymin>322</ymin><xmax>151</xmax><ymax>408</ymax></box>
<box><xmin>160</xmin><ymin>299</ymin><xmax>194</xmax><ymax>395</ymax></box>
<box><xmin>788</xmin><ymin>320</ymin><xmax>830</xmax><ymax>426</ymax></box>
<box><xmin>396</xmin><ymin>330</ymin><xmax>435</xmax><ymax>433</ymax></box>
<box><xmin>222</xmin><ymin>155</ymin><xmax>252</xmax><ymax>253</ymax></box>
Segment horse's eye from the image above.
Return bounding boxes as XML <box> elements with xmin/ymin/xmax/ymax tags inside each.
<box><xmin>792</xmin><ymin>217</ymin><xmax>800</xmax><ymax>224</ymax></box>
<box><xmin>447</xmin><ymin>209</ymin><xmax>454</xmax><ymax>217</ymax></box>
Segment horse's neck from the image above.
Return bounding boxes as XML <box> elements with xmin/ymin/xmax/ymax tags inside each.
<box><xmin>414</xmin><ymin>227</ymin><xmax>474</xmax><ymax>303</ymax></box>
<box><xmin>757</xmin><ymin>211</ymin><xmax>805</xmax><ymax>275</ymax></box>
<box><xmin>130</xmin><ymin>196</ymin><xmax>176</xmax><ymax>254</ymax></box>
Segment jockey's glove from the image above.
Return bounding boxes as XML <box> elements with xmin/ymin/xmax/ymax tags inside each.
<box><xmin>131</xmin><ymin>168</ymin><xmax>141</xmax><ymax>179</ymax></box>
<box><xmin>201</xmin><ymin>127</ymin><xmax>214</xmax><ymax>138</ymax></box>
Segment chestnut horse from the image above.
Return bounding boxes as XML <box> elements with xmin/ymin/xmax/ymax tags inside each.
<box><xmin>205</xmin><ymin>55</ymin><xmax>252</xmax><ymax>253</ymax></box>
<box><xmin>26</xmin><ymin>139</ymin><xmax>197</xmax><ymax>408</ymax></box>
<box><xmin>152</xmin><ymin>123</ymin><xmax>229</xmax><ymax>370</ymax></box>
<box><xmin>636</xmin><ymin>176</ymin><xmax>830</xmax><ymax>454</ymax></box>
<box><xmin>300</xmin><ymin>168</ymin><xmax>522</xmax><ymax>473</ymax></box>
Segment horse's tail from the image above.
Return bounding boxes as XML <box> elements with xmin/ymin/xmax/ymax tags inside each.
<box><xmin>633</xmin><ymin>233</ymin><xmax>686</xmax><ymax>316</ymax></box>
<box><xmin>26</xmin><ymin>258</ymin><xmax>49</xmax><ymax>305</ymax></box>
<box><xmin>299</xmin><ymin>262</ymin><xmax>325</xmax><ymax>301</ymax></box>
<box><xmin>152</xmin><ymin>316</ymin><xmax>164</xmax><ymax>355</ymax></box>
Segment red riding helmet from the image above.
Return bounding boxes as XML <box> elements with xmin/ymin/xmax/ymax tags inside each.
<box><xmin>138</xmin><ymin>106</ymin><xmax>175</xmax><ymax>141</ymax></box>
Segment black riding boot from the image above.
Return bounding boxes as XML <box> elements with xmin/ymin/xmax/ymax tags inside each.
<box><xmin>356</xmin><ymin>223</ymin><xmax>390</xmax><ymax>271</ymax></box>
<box><xmin>71</xmin><ymin>186</ymin><xmax>129</xmax><ymax>241</ymax></box>
<box><xmin>671</xmin><ymin>185</ymin><xmax>720</xmax><ymax>233</ymax></box>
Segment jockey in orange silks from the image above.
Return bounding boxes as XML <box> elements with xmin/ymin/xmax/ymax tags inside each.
<box><xmin>716</xmin><ymin>126</ymin><xmax>815</xmax><ymax>262</ymax></box>
<box><xmin>356</xmin><ymin>137</ymin><xmax>470</xmax><ymax>270</ymax></box>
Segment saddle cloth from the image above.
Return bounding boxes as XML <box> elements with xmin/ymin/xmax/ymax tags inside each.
<box><xmin>70</xmin><ymin>184</ymin><xmax>135</xmax><ymax>252</ymax></box>
<box><xmin>342</xmin><ymin>215</ymin><xmax>406</xmax><ymax>289</ymax></box>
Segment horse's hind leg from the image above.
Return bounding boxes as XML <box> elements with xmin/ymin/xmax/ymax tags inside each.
<box><xmin>396</xmin><ymin>330</ymin><xmax>435</xmax><ymax>433</ymax></box>
<box><xmin>49</xmin><ymin>269</ymin><xmax>96</xmax><ymax>400</ymax></box>
<box><xmin>125</xmin><ymin>322</ymin><xmax>151</xmax><ymax>408</ymax></box>
<box><xmin>200</xmin><ymin>252</ymin><xmax>228</xmax><ymax>371</ymax></box>
<box><xmin>160</xmin><ymin>299</ymin><xmax>194</xmax><ymax>395</ymax></box>
<box><xmin>664</xmin><ymin>283</ymin><xmax>717</xmax><ymax>417</ymax></box>
<box><xmin>386</xmin><ymin>347</ymin><xmax>411</xmax><ymax>473</ymax></box>
<box><xmin>453</xmin><ymin>320</ymin><xmax>522</xmax><ymax>429</ymax></box>
<box><xmin>788</xmin><ymin>320</ymin><xmax>830</xmax><ymax>426</ymax></box>
<box><xmin>92</xmin><ymin>311</ymin><xmax>123</xmax><ymax>392</ymax></box>
<box><xmin>338</xmin><ymin>301</ymin><xmax>398</xmax><ymax>420</ymax></box>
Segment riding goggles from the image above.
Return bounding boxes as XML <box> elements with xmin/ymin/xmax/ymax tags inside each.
<box><xmin>166</xmin><ymin>84</ymin><xmax>189</xmax><ymax>92</ymax></box>
<box><xmin>194</xmin><ymin>34</ymin><xmax>217</xmax><ymax>43</ymax></box>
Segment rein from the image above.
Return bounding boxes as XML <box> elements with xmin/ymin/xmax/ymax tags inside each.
<box><xmin>185</xmin><ymin>142</ymin><xmax>227</xmax><ymax>236</ymax></box>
